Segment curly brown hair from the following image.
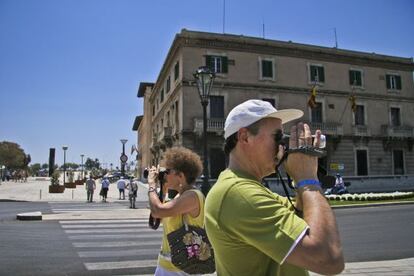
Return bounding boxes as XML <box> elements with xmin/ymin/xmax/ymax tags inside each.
<box><xmin>161</xmin><ymin>147</ymin><xmax>203</xmax><ymax>185</ymax></box>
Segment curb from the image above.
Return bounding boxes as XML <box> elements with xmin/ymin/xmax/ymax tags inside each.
<box><xmin>16</xmin><ymin>211</ymin><xmax>42</xmax><ymax>221</ymax></box>
<box><xmin>332</xmin><ymin>200</ymin><xmax>414</xmax><ymax>209</ymax></box>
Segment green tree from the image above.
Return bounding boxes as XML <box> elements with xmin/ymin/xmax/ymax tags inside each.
<box><xmin>60</xmin><ymin>162</ymin><xmax>79</xmax><ymax>170</ymax></box>
<box><xmin>30</xmin><ymin>163</ymin><xmax>42</xmax><ymax>176</ymax></box>
<box><xmin>85</xmin><ymin>158</ymin><xmax>100</xmax><ymax>170</ymax></box>
<box><xmin>0</xmin><ymin>141</ymin><xmax>29</xmax><ymax>170</ymax></box>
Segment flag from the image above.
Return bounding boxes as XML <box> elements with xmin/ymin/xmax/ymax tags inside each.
<box><xmin>308</xmin><ymin>85</ymin><xmax>317</xmax><ymax>108</ymax></box>
<box><xmin>131</xmin><ymin>144</ymin><xmax>137</xmax><ymax>155</ymax></box>
<box><xmin>349</xmin><ymin>95</ymin><xmax>357</xmax><ymax>112</ymax></box>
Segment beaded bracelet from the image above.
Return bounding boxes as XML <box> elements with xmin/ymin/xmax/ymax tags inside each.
<box><xmin>295</xmin><ymin>179</ymin><xmax>321</xmax><ymax>189</ymax></box>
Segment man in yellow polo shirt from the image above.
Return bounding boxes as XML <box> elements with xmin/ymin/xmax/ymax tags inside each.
<box><xmin>205</xmin><ymin>99</ymin><xmax>344</xmax><ymax>275</ymax></box>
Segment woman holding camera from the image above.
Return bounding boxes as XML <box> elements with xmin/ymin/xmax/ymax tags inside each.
<box><xmin>147</xmin><ymin>146</ymin><xmax>205</xmax><ymax>276</ymax></box>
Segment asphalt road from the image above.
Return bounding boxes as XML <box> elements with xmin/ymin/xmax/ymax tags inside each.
<box><xmin>335</xmin><ymin>204</ymin><xmax>414</xmax><ymax>262</ymax></box>
<box><xmin>0</xmin><ymin>202</ymin><xmax>413</xmax><ymax>275</ymax></box>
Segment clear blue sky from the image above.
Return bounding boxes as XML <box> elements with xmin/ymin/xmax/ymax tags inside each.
<box><xmin>1</xmin><ymin>0</ymin><xmax>413</xmax><ymax>168</ymax></box>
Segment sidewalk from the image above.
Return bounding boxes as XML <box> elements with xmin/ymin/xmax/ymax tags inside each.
<box><xmin>1</xmin><ymin>178</ymin><xmax>413</xmax><ymax>275</ymax></box>
<box><xmin>0</xmin><ymin>177</ymin><xmax>148</xmax><ymax>202</ymax></box>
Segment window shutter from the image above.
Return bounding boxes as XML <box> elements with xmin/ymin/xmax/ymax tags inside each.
<box><xmin>356</xmin><ymin>71</ymin><xmax>362</xmax><ymax>86</ymax></box>
<box><xmin>222</xmin><ymin>56</ymin><xmax>228</xmax><ymax>73</ymax></box>
<box><xmin>205</xmin><ymin>56</ymin><xmax>213</xmax><ymax>70</ymax></box>
<box><xmin>396</xmin><ymin>76</ymin><xmax>402</xmax><ymax>90</ymax></box>
<box><xmin>386</xmin><ymin>75</ymin><xmax>391</xmax><ymax>89</ymax></box>
<box><xmin>318</xmin><ymin>67</ymin><xmax>325</xmax><ymax>82</ymax></box>
<box><xmin>349</xmin><ymin>71</ymin><xmax>353</xmax><ymax>85</ymax></box>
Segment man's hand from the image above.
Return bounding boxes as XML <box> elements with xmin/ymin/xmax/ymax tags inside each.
<box><xmin>284</xmin><ymin>122</ymin><xmax>321</xmax><ymax>184</ymax></box>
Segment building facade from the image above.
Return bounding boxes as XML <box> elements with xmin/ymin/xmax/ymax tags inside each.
<box><xmin>134</xmin><ymin>29</ymin><xmax>414</xmax><ymax>181</ymax></box>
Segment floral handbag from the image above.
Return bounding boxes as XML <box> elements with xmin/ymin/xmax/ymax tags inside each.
<box><xmin>167</xmin><ymin>217</ymin><xmax>215</xmax><ymax>274</ymax></box>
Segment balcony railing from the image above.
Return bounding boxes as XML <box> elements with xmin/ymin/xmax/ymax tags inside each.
<box><xmin>352</xmin><ymin>125</ymin><xmax>371</xmax><ymax>136</ymax></box>
<box><xmin>306</xmin><ymin>122</ymin><xmax>343</xmax><ymax>136</ymax></box>
<box><xmin>159</xmin><ymin>126</ymin><xmax>173</xmax><ymax>141</ymax></box>
<box><xmin>194</xmin><ymin>118</ymin><xmax>225</xmax><ymax>135</ymax></box>
<box><xmin>381</xmin><ymin>125</ymin><xmax>413</xmax><ymax>138</ymax></box>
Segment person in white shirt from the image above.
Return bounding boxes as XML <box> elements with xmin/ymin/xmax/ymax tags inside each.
<box><xmin>85</xmin><ymin>175</ymin><xmax>96</xmax><ymax>203</ymax></box>
<box><xmin>117</xmin><ymin>176</ymin><xmax>126</xmax><ymax>200</ymax></box>
<box><xmin>101</xmin><ymin>176</ymin><xmax>110</xmax><ymax>202</ymax></box>
<box><xmin>126</xmin><ymin>179</ymin><xmax>138</xmax><ymax>208</ymax></box>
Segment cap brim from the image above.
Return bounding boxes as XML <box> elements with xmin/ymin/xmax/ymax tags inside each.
<box><xmin>265</xmin><ymin>109</ymin><xmax>304</xmax><ymax>124</ymax></box>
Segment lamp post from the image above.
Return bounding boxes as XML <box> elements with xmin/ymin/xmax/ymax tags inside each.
<box><xmin>80</xmin><ymin>154</ymin><xmax>84</xmax><ymax>179</ymax></box>
<box><xmin>193</xmin><ymin>66</ymin><xmax>215</xmax><ymax>196</ymax></box>
<box><xmin>62</xmin><ymin>145</ymin><xmax>68</xmax><ymax>185</ymax></box>
<box><xmin>120</xmin><ymin>139</ymin><xmax>128</xmax><ymax>176</ymax></box>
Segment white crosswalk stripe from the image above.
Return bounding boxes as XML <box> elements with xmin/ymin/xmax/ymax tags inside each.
<box><xmin>55</xmin><ymin>202</ymin><xmax>163</xmax><ymax>275</ymax></box>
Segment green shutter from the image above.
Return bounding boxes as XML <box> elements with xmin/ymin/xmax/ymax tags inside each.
<box><xmin>356</xmin><ymin>71</ymin><xmax>362</xmax><ymax>86</ymax></box>
<box><xmin>318</xmin><ymin>66</ymin><xmax>325</xmax><ymax>82</ymax></box>
<box><xmin>386</xmin><ymin>75</ymin><xmax>391</xmax><ymax>89</ymax></box>
<box><xmin>349</xmin><ymin>71</ymin><xmax>353</xmax><ymax>85</ymax></box>
<box><xmin>396</xmin><ymin>75</ymin><xmax>402</xmax><ymax>90</ymax></box>
<box><xmin>205</xmin><ymin>56</ymin><xmax>212</xmax><ymax>70</ymax></box>
<box><xmin>222</xmin><ymin>56</ymin><xmax>228</xmax><ymax>73</ymax></box>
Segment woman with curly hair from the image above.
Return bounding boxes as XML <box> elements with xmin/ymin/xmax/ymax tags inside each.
<box><xmin>147</xmin><ymin>146</ymin><xmax>207</xmax><ymax>275</ymax></box>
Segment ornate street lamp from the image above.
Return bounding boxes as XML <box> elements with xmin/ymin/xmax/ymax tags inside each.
<box><xmin>80</xmin><ymin>154</ymin><xmax>84</xmax><ymax>179</ymax></box>
<box><xmin>193</xmin><ymin>66</ymin><xmax>215</xmax><ymax>196</ymax></box>
<box><xmin>62</xmin><ymin>145</ymin><xmax>68</xmax><ymax>185</ymax></box>
<box><xmin>120</xmin><ymin>139</ymin><xmax>128</xmax><ymax>176</ymax></box>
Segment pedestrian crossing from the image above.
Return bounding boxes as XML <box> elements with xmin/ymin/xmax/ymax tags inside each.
<box><xmin>49</xmin><ymin>201</ymin><xmax>147</xmax><ymax>213</ymax></box>
<box><xmin>50</xmin><ymin>202</ymin><xmax>163</xmax><ymax>275</ymax></box>
<box><xmin>60</xmin><ymin>218</ymin><xmax>162</xmax><ymax>275</ymax></box>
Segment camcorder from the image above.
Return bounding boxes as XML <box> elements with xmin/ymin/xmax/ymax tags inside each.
<box><xmin>273</xmin><ymin>130</ymin><xmax>335</xmax><ymax>211</ymax></box>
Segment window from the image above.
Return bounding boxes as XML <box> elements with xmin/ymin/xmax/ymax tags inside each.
<box><xmin>152</xmin><ymin>105</ymin><xmax>155</xmax><ymax>116</ymax></box>
<box><xmin>390</xmin><ymin>107</ymin><xmax>401</xmax><ymax>126</ymax></box>
<box><xmin>309</xmin><ymin>65</ymin><xmax>325</xmax><ymax>83</ymax></box>
<box><xmin>355</xmin><ymin>105</ymin><xmax>365</xmax><ymax>125</ymax></box>
<box><xmin>209</xmin><ymin>96</ymin><xmax>224</xmax><ymax>118</ymax></box>
<box><xmin>262</xmin><ymin>98</ymin><xmax>275</xmax><ymax>107</ymax></box>
<box><xmin>206</xmin><ymin>55</ymin><xmax>228</xmax><ymax>73</ymax></box>
<box><xmin>166</xmin><ymin>111</ymin><xmax>170</xmax><ymax>127</ymax></box>
<box><xmin>311</xmin><ymin>102</ymin><xmax>323</xmax><ymax>123</ymax></box>
<box><xmin>386</xmin><ymin>74</ymin><xmax>402</xmax><ymax>90</ymax></box>
<box><xmin>261</xmin><ymin>59</ymin><xmax>273</xmax><ymax>79</ymax></box>
<box><xmin>160</xmin><ymin>89</ymin><xmax>164</xmax><ymax>103</ymax></box>
<box><xmin>393</xmin><ymin>150</ymin><xmax>405</xmax><ymax>175</ymax></box>
<box><xmin>356</xmin><ymin>149</ymin><xmax>368</xmax><ymax>176</ymax></box>
<box><xmin>174</xmin><ymin>61</ymin><xmax>179</xmax><ymax>81</ymax></box>
<box><xmin>166</xmin><ymin>76</ymin><xmax>171</xmax><ymax>93</ymax></box>
<box><xmin>349</xmin><ymin>70</ymin><xmax>363</xmax><ymax>86</ymax></box>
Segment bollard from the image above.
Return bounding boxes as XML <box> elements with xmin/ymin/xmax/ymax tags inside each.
<box><xmin>40</xmin><ymin>189</ymin><xmax>42</xmax><ymax>200</ymax></box>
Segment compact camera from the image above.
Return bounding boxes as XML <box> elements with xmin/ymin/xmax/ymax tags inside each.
<box><xmin>143</xmin><ymin>167</ymin><xmax>169</xmax><ymax>182</ymax></box>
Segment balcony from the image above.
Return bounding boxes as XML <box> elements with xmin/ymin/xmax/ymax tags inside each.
<box><xmin>307</xmin><ymin>122</ymin><xmax>344</xmax><ymax>136</ymax></box>
<box><xmin>193</xmin><ymin>118</ymin><xmax>225</xmax><ymax>136</ymax></box>
<box><xmin>159</xmin><ymin>126</ymin><xmax>173</xmax><ymax>141</ymax></box>
<box><xmin>381</xmin><ymin>125</ymin><xmax>413</xmax><ymax>138</ymax></box>
<box><xmin>352</xmin><ymin>125</ymin><xmax>371</xmax><ymax>136</ymax></box>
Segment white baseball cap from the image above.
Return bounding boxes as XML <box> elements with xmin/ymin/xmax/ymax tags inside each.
<box><xmin>224</xmin><ymin>99</ymin><xmax>304</xmax><ymax>139</ymax></box>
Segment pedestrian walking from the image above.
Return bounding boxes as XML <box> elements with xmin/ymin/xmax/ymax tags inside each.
<box><xmin>100</xmin><ymin>176</ymin><xmax>110</xmax><ymax>202</ymax></box>
<box><xmin>85</xmin><ymin>175</ymin><xmax>96</xmax><ymax>203</ymax></box>
<box><xmin>117</xmin><ymin>176</ymin><xmax>126</xmax><ymax>200</ymax></box>
<box><xmin>205</xmin><ymin>99</ymin><xmax>344</xmax><ymax>275</ymax></box>
<box><xmin>126</xmin><ymin>178</ymin><xmax>138</xmax><ymax>208</ymax></box>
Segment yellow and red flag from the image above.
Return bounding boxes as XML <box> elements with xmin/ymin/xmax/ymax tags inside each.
<box><xmin>308</xmin><ymin>85</ymin><xmax>317</xmax><ymax>108</ymax></box>
<box><xmin>349</xmin><ymin>95</ymin><xmax>357</xmax><ymax>112</ymax></box>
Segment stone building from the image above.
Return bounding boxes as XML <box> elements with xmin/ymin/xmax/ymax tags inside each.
<box><xmin>133</xmin><ymin>29</ymin><xmax>414</xmax><ymax>181</ymax></box>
